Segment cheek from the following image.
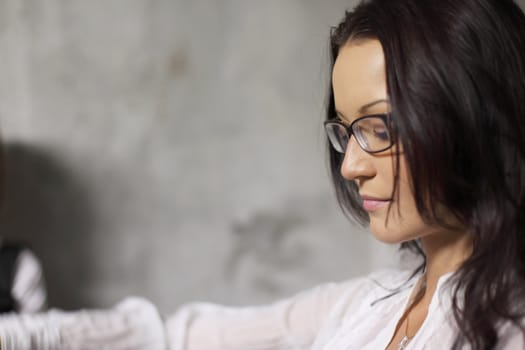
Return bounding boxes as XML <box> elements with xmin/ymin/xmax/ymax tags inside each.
<box><xmin>368</xmin><ymin>201</ymin><xmax>429</xmax><ymax>243</ymax></box>
<box><xmin>368</xmin><ymin>157</ymin><xmax>431</xmax><ymax>243</ymax></box>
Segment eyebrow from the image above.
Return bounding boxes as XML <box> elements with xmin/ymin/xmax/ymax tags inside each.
<box><xmin>336</xmin><ymin>99</ymin><xmax>390</xmax><ymax>120</ymax></box>
<box><xmin>358</xmin><ymin>99</ymin><xmax>389</xmax><ymax>113</ymax></box>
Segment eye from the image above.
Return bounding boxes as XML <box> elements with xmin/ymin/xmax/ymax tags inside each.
<box><xmin>373</xmin><ymin>126</ymin><xmax>389</xmax><ymax>141</ymax></box>
<box><xmin>357</xmin><ymin>122</ymin><xmax>388</xmax><ymax>138</ymax></box>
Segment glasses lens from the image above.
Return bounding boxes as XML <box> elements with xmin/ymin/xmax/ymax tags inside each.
<box><xmin>325</xmin><ymin>122</ymin><xmax>348</xmax><ymax>153</ymax></box>
<box><xmin>352</xmin><ymin>116</ymin><xmax>391</xmax><ymax>152</ymax></box>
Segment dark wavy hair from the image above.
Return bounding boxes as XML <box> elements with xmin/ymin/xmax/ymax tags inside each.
<box><xmin>327</xmin><ymin>0</ymin><xmax>525</xmax><ymax>348</ymax></box>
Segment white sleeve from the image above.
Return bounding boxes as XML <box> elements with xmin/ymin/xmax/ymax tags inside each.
<box><xmin>496</xmin><ymin>321</ymin><xmax>525</xmax><ymax>349</ymax></box>
<box><xmin>0</xmin><ymin>279</ymin><xmax>365</xmax><ymax>350</ymax></box>
<box><xmin>11</xmin><ymin>249</ymin><xmax>47</xmax><ymax>313</ymax></box>
<box><xmin>0</xmin><ymin>297</ymin><xmax>166</xmax><ymax>350</ymax></box>
<box><xmin>165</xmin><ymin>279</ymin><xmax>363</xmax><ymax>350</ymax></box>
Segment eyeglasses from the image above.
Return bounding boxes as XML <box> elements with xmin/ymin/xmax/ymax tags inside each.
<box><xmin>324</xmin><ymin>114</ymin><xmax>394</xmax><ymax>154</ymax></box>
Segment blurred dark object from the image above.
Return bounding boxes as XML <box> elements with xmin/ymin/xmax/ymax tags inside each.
<box><xmin>0</xmin><ymin>142</ymin><xmax>95</xmax><ymax>309</ymax></box>
<box><xmin>0</xmin><ymin>242</ymin><xmax>24</xmax><ymax>312</ymax></box>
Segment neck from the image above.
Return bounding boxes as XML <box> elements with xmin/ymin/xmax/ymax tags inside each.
<box><xmin>419</xmin><ymin>228</ymin><xmax>472</xmax><ymax>292</ymax></box>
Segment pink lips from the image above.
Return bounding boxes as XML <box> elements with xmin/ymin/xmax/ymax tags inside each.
<box><xmin>361</xmin><ymin>196</ymin><xmax>391</xmax><ymax>211</ymax></box>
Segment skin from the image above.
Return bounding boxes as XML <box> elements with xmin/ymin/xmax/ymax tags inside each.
<box><xmin>332</xmin><ymin>39</ymin><xmax>473</xmax><ymax>349</ymax></box>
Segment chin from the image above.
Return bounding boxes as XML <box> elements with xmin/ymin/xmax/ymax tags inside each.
<box><xmin>368</xmin><ymin>218</ymin><xmax>420</xmax><ymax>244</ymax></box>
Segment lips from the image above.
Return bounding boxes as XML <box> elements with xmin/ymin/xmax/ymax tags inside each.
<box><xmin>360</xmin><ymin>195</ymin><xmax>391</xmax><ymax>211</ymax></box>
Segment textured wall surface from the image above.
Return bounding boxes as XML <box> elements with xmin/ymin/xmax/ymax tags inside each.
<box><xmin>0</xmin><ymin>0</ymin><xmax>401</xmax><ymax>313</ymax></box>
<box><xmin>2</xmin><ymin>0</ymin><xmax>519</xmax><ymax>314</ymax></box>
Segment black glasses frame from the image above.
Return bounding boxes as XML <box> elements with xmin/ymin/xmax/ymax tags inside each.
<box><xmin>324</xmin><ymin>113</ymin><xmax>394</xmax><ymax>154</ymax></box>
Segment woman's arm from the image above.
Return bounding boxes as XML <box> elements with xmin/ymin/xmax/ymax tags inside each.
<box><xmin>0</xmin><ymin>297</ymin><xmax>165</xmax><ymax>350</ymax></box>
<box><xmin>166</xmin><ymin>279</ymin><xmax>364</xmax><ymax>350</ymax></box>
<box><xmin>0</xmin><ymin>277</ymin><xmax>365</xmax><ymax>350</ymax></box>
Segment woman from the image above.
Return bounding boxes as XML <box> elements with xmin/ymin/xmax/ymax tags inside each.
<box><xmin>1</xmin><ymin>0</ymin><xmax>525</xmax><ymax>348</ymax></box>
<box><xmin>325</xmin><ymin>0</ymin><xmax>525</xmax><ymax>347</ymax></box>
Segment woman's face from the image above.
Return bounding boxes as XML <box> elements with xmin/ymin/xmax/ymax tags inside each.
<box><xmin>332</xmin><ymin>39</ymin><xmax>442</xmax><ymax>243</ymax></box>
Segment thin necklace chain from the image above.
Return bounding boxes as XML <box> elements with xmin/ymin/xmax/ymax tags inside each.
<box><xmin>397</xmin><ymin>313</ymin><xmax>411</xmax><ymax>349</ymax></box>
<box><xmin>397</xmin><ymin>274</ymin><xmax>427</xmax><ymax>350</ymax></box>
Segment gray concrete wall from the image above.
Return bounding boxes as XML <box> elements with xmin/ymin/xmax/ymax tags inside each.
<box><xmin>1</xmin><ymin>0</ymin><xmax>521</xmax><ymax>314</ymax></box>
<box><xmin>0</xmin><ymin>0</ymin><xmax>399</xmax><ymax>313</ymax></box>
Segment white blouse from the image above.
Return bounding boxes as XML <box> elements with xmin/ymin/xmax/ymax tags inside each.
<box><xmin>0</xmin><ymin>269</ymin><xmax>523</xmax><ymax>349</ymax></box>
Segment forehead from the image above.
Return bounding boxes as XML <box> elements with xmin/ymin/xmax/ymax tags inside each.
<box><xmin>332</xmin><ymin>39</ymin><xmax>388</xmax><ymax>119</ymax></box>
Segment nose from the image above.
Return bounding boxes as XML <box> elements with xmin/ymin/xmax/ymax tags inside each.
<box><xmin>340</xmin><ymin>137</ymin><xmax>376</xmax><ymax>181</ymax></box>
